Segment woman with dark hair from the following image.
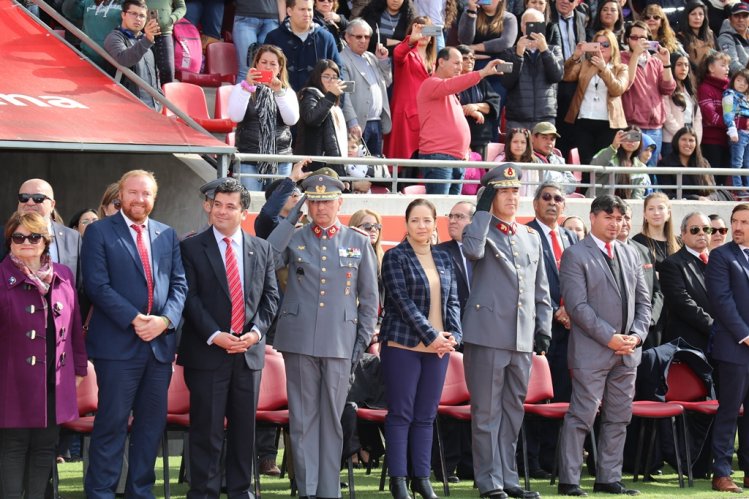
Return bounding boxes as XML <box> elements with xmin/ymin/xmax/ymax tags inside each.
<box><xmin>588</xmin><ymin>0</ymin><xmax>624</xmax><ymax>43</ymax></box>
<box><xmin>639</xmin><ymin>4</ymin><xmax>681</xmax><ymax>53</ymax></box>
<box><xmin>494</xmin><ymin>128</ymin><xmax>541</xmax><ymax>195</ymax></box>
<box><xmin>662</xmin><ymin>51</ymin><xmax>703</xmax><ymax>159</ymax></box>
<box><xmin>562</xmin><ymin>29</ymin><xmax>629</xmax><ymax>166</ymax></box>
<box><xmin>590</xmin><ymin>126</ymin><xmax>651</xmax><ymax>199</ymax></box>
<box><xmin>295</xmin><ymin>59</ymin><xmax>348</xmax><ymax>175</ymax></box>
<box><xmin>0</xmin><ymin>212</ymin><xmax>87</xmax><ymax>499</ymax></box>
<box><xmin>658</xmin><ymin>125</ymin><xmax>732</xmax><ymax>200</ymax></box>
<box><xmin>384</xmin><ymin>17</ymin><xmax>437</xmax><ymax>161</ymax></box>
<box><xmin>380</xmin><ymin>198</ymin><xmax>461</xmax><ymax>499</ymax></box>
<box><xmin>677</xmin><ymin>0</ymin><xmax>715</xmax><ymax>72</ymax></box>
<box><xmin>360</xmin><ymin>0</ymin><xmax>416</xmax><ymax>55</ymax></box>
<box><xmin>314</xmin><ymin>0</ymin><xmax>348</xmax><ymax>51</ymax></box>
<box><xmin>229</xmin><ymin>44</ymin><xmax>299</xmax><ymax>191</ymax></box>
<box><xmin>68</xmin><ymin>209</ymin><xmax>99</xmax><ymax>236</ymax></box>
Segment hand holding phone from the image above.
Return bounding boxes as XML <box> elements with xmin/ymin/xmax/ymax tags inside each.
<box><xmin>581</xmin><ymin>42</ymin><xmax>600</xmax><ymax>53</ymax></box>
<box><xmin>341</xmin><ymin>80</ymin><xmax>356</xmax><ymax>93</ymax></box>
<box><xmin>420</xmin><ymin>25</ymin><xmax>443</xmax><ymax>37</ymax></box>
<box><xmin>250</xmin><ymin>69</ymin><xmax>274</xmax><ymax>84</ymax></box>
<box><xmin>525</xmin><ymin>21</ymin><xmax>545</xmax><ymax>36</ymax></box>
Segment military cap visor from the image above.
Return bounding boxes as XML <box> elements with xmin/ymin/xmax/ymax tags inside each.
<box><xmin>481</xmin><ymin>164</ymin><xmax>522</xmax><ymax>189</ymax></box>
<box><xmin>302</xmin><ymin>174</ymin><xmax>345</xmax><ymax>200</ymax></box>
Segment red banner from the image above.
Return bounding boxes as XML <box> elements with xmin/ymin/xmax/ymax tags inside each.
<box><xmin>0</xmin><ymin>0</ymin><xmax>230</xmax><ymax>152</ymax></box>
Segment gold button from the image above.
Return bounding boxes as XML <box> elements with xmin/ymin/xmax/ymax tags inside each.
<box><xmin>321</xmin><ymin>279</ymin><xmax>326</xmax><ymax>284</ymax></box>
<box><xmin>322</xmin><ymin>267</ymin><xmax>327</xmax><ymax>272</ymax></box>
<box><xmin>322</xmin><ymin>256</ymin><xmax>327</xmax><ymax>261</ymax></box>
<box><xmin>297</xmin><ymin>257</ymin><xmax>302</xmax><ymax>262</ymax></box>
<box><xmin>320</xmin><ymin>290</ymin><xmax>326</xmax><ymax>296</ymax></box>
<box><xmin>322</xmin><ymin>246</ymin><xmax>327</xmax><ymax>250</ymax></box>
<box><xmin>320</xmin><ymin>302</ymin><xmax>325</xmax><ymax>307</ymax></box>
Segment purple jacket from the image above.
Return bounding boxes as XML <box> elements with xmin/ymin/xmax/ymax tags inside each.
<box><xmin>0</xmin><ymin>256</ymin><xmax>87</xmax><ymax>428</ymax></box>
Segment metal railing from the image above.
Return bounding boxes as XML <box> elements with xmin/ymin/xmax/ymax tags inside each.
<box><xmin>235</xmin><ymin>153</ymin><xmax>749</xmax><ymax>199</ymax></box>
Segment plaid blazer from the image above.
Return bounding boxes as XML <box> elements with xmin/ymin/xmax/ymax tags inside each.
<box><xmin>380</xmin><ymin>240</ymin><xmax>463</xmax><ymax>348</ymax></box>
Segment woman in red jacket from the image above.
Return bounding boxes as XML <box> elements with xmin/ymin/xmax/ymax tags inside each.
<box><xmin>697</xmin><ymin>51</ymin><xmax>730</xmax><ymax>181</ymax></box>
<box><xmin>383</xmin><ymin>16</ymin><xmax>437</xmax><ymax>162</ymax></box>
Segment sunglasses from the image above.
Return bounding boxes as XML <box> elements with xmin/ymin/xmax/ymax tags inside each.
<box><xmin>688</xmin><ymin>226</ymin><xmax>714</xmax><ymax>235</ymax></box>
<box><xmin>541</xmin><ymin>192</ymin><xmax>565</xmax><ymax>203</ymax></box>
<box><xmin>598</xmin><ymin>41</ymin><xmax>612</xmax><ymax>48</ymax></box>
<box><xmin>11</xmin><ymin>232</ymin><xmax>44</xmax><ymax>245</ymax></box>
<box><xmin>18</xmin><ymin>193</ymin><xmax>52</xmax><ymax>204</ymax></box>
<box><xmin>643</xmin><ymin>14</ymin><xmax>661</xmax><ymax>20</ymax></box>
<box><xmin>712</xmin><ymin>227</ymin><xmax>729</xmax><ymax>235</ymax></box>
<box><xmin>358</xmin><ymin>223</ymin><xmax>382</xmax><ymax>232</ymax></box>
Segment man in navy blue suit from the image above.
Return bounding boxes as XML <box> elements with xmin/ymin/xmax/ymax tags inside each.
<box><xmin>82</xmin><ymin>170</ymin><xmax>187</xmax><ymax>499</ymax></box>
<box><xmin>707</xmin><ymin>202</ymin><xmax>749</xmax><ymax>494</ymax></box>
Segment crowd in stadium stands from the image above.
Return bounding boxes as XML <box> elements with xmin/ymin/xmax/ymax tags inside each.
<box><xmin>8</xmin><ymin>0</ymin><xmax>749</xmax><ymax>497</ymax></box>
<box><xmin>33</xmin><ymin>0</ymin><xmax>749</xmax><ymax>198</ymax></box>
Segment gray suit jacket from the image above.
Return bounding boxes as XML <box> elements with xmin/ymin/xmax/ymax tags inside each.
<box><xmin>51</xmin><ymin>221</ymin><xmax>81</xmax><ymax>286</ymax></box>
<box><xmin>340</xmin><ymin>46</ymin><xmax>393</xmax><ymax>134</ymax></box>
<box><xmin>559</xmin><ymin>236</ymin><xmax>651</xmax><ymax>369</ymax></box>
<box><xmin>269</xmin><ymin>219</ymin><xmax>379</xmax><ymax>362</ymax></box>
<box><xmin>461</xmin><ymin>211</ymin><xmax>553</xmax><ymax>352</ymax></box>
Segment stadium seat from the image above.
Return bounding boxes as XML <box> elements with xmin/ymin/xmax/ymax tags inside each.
<box><xmin>402</xmin><ymin>185</ymin><xmax>426</xmax><ymax>195</ymax></box>
<box><xmin>162</xmin><ymin>82</ymin><xmax>234</xmax><ymax>133</ymax></box>
<box><xmin>214</xmin><ymin>84</ymin><xmax>234</xmax><ymax>121</ymax></box>
<box><xmin>177</xmin><ymin>41</ymin><xmax>238</xmax><ymax>87</ymax></box>
<box><xmin>485</xmin><ymin>142</ymin><xmax>505</xmax><ymax>162</ymax></box>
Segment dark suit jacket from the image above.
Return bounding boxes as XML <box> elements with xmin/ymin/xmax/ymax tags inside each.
<box><xmin>177</xmin><ymin>228</ymin><xmax>279</xmax><ymax>371</ymax></box>
<box><xmin>706</xmin><ymin>242</ymin><xmax>749</xmax><ymax>365</ymax></box>
<box><xmin>380</xmin><ymin>240</ymin><xmax>463</xmax><ymax>348</ymax></box>
<box><xmin>626</xmin><ymin>238</ymin><xmax>665</xmax><ymax>349</ymax></box>
<box><xmin>660</xmin><ymin>246</ymin><xmax>712</xmax><ymax>352</ymax></box>
<box><xmin>81</xmin><ymin>212</ymin><xmax>187</xmax><ymax>363</ymax></box>
<box><xmin>526</xmin><ymin>220</ymin><xmax>578</xmax><ymax>309</ymax></box>
<box><xmin>435</xmin><ymin>240</ymin><xmax>471</xmax><ymax>316</ymax></box>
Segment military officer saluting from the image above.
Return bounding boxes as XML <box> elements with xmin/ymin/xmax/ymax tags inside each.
<box><xmin>267</xmin><ymin>172</ymin><xmax>379</xmax><ymax>499</ymax></box>
<box><xmin>462</xmin><ymin>164</ymin><xmax>553</xmax><ymax>499</ymax></box>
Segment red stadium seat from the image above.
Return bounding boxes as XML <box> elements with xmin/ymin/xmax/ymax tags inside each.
<box><xmin>177</xmin><ymin>41</ymin><xmax>238</xmax><ymax>87</ymax></box>
<box><xmin>162</xmin><ymin>82</ymin><xmax>234</xmax><ymax>133</ymax></box>
<box><xmin>214</xmin><ymin>84</ymin><xmax>234</xmax><ymax>121</ymax></box>
<box><xmin>485</xmin><ymin>142</ymin><xmax>505</xmax><ymax>162</ymax></box>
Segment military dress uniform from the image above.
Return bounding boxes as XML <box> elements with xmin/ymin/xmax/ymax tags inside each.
<box><xmin>267</xmin><ymin>174</ymin><xmax>379</xmax><ymax>498</ymax></box>
<box><xmin>461</xmin><ymin>165</ymin><xmax>553</xmax><ymax>498</ymax></box>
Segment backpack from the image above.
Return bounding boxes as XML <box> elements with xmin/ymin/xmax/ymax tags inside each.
<box><xmin>173</xmin><ymin>18</ymin><xmax>202</xmax><ymax>74</ymax></box>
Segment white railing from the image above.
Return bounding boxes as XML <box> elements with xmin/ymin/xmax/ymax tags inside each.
<box><xmin>235</xmin><ymin>153</ymin><xmax>748</xmax><ymax>199</ymax></box>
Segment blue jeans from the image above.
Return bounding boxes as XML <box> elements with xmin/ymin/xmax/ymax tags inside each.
<box><xmin>185</xmin><ymin>0</ymin><xmax>224</xmax><ymax>39</ymax></box>
<box><xmin>363</xmin><ymin>120</ymin><xmax>383</xmax><ymax>157</ymax></box>
<box><xmin>239</xmin><ymin>162</ymin><xmax>291</xmax><ymax>192</ymax></box>
<box><xmin>381</xmin><ymin>344</ymin><xmax>449</xmax><ymax>477</ymax></box>
<box><xmin>730</xmin><ymin>130</ymin><xmax>749</xmax><ymax>188</ymax></box>
<box><xmin>233</xmin><ymin>16</ymin><xmax>279</xmax><ymax>82</ymax></box>
<box><xmin>420</xmin><ymin>153</ymin><xmax>464</xmax><ymax>195</ymax></box>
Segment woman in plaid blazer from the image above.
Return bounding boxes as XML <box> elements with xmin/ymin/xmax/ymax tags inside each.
<box><xmin>379</xmin><ymin>199</ymin><xmax>463</xmax><ymax>499</ymax></box>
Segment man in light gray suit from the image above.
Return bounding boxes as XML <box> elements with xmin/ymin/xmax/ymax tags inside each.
<box><xmin>462</xmin><ymin>164</ymin><xmax>552</xmax><ymax>499</ymax></box>
<box><xmin>267</xmin><ymin>173</ymin><xmax>379</xmax><ymax>499</ymax></box>
<box><xmin>557</xmin><ymin>195</ymin><xmax>651</xmax><ymax>497</ymax></box>
<box><xmin>340</xmin><ymin>18</ymin><xmax>392</xmax><ymax>156</ymax></box>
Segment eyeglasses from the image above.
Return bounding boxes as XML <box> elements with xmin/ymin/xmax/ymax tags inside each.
<box><xmin>688</xmin><ymin>226</ymin><xmax>714</xmax><ymax>235</ymax></box>
<box><xmin>448</xmin><ymin>213</ymin><xmax>470</xmax><ymax>221</ymax></box>
<box><xmin>629</xmin><ymin>34</ymin><xmax>648</xmax><ymax>40</ymax></box>
<box><xmin>18</xmin><ymin>193</ymin><xmax>52</xmax><ymax>204</ymax></box>
<box><xmin>320</xmin><ymin>75</ymin><xmax>338</xmax><ymax>81</ymax></box>
<box><xmin>125</xmin><ymin>11</ymin><xmax>147</xmax><ymax>19</ymax></box>
<box><xmin>349</xmin><ymin>34</ymin><xmax>371</xmax><ymax>40</ymax></box>
<box><xmin>643</xmin><ymin>14</ymin><xmax>661</xmax><ymax>20</ymax></box>
<box><xmin>540</xmin><ymin>192</ymin><xmax>565</xmax><ymax>203</ymax></box>
<box><xmin>358</xmin><ymin>223</ymin><xmax>382</xmax><ymax>232</ymax></box>
<box><xmin>10</xmin><ymin>232</ymin><xmax>44</xmax><ymax>245</ymax></box>
<box><xmin>712</xmin><ymin>227</ymin><xmax>729</xmax><ymax>235</ymax></box>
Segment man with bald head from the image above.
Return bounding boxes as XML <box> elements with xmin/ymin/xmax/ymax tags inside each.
<box><xmin>499</xmin><ymin>8</ymin><xmax>564</xmax><ymax>131</ymax></box>
<box><xmin>4</xmin><ymin>178</ymin><xmax>82</xmax><ymax>284</ymax></box>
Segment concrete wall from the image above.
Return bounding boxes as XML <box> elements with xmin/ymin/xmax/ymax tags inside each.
<box><xmin>1</xmin><ymin>150</ymin><xmax>737</xmax><ymax>236</ymax></box>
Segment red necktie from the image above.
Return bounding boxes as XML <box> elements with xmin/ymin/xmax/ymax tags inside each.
<box><xmin>131</xmin><ymin>224</ymin><xmax>153</xmax><ymax>314</ymax></box>
<box><xmin>605</xmin><ymin>242</ymin><xmax>613</xmax><ymax>259</ymax></box>
<box><xmin>224</xmin><ymin>237</ymin><xmax>245</xmax><ymax>335</ymax></box>
<box><xmin>699</xmin><ymin>253</ymin><xmax>709</xmax><ymax>265</ymax></box>
<box><xmin>549</xmin><ymin>229</ymin><xmax>564</xmax><ymax>268</ymax></box>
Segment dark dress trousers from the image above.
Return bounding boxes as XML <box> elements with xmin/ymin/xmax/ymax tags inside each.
<box><xmin>660</xmin><ymin>246</ymin><xmax>712</xmax><ymax>353</ymax></box>
<box><xmin>706</xmin><ymin>242</ymin><xmax>749</xmax><ymax>478</ymax></box>
<box><xmin>178</xmin><ymin>228</ymin><xmax>279</xmax><ymax>498</ymax></box>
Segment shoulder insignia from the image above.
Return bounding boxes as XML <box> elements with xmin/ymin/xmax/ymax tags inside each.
<box><xmin>350</xmin><ymin>226</ymin><xmax>369</xmax><ymax>237</ymax></box>
<box><xmin>526</xmin><ymin>226</ymin><xmax>535</xmax><ymax>234</ymax></box>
